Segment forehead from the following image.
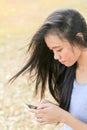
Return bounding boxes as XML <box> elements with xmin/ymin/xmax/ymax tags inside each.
<box><xmin>44</xmin><ymin>34</ymin><xmax>69</xmax><ymax>49</ymax></box>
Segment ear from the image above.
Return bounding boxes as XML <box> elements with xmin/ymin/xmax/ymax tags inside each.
<box><xmin>76</xmin><ymin>33</ymin><xmax>84</xmax><ymax>41</ymax></box>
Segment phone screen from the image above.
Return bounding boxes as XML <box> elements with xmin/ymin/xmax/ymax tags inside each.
<box><xmin>25</xmin><ymin>104</ymin><xmax>37</xmax><ymax>109</ymax></box>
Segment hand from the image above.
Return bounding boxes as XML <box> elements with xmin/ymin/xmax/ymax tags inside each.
<box><xmin>29</xmin><ymin>99</ymin><xmax>66</xmax><ymax>125</ymax></box>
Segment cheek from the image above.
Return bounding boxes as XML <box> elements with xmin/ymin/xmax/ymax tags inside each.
<box><xmin>62</xmin><ymin>51</ymin><xmax>70</xmax><ymax>60</ymax></box>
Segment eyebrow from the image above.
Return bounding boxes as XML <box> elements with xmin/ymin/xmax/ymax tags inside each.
<box><xmin>50</xmin><ymin>46</ymin><xmax>61</xmax><ymax>50</ymax></box>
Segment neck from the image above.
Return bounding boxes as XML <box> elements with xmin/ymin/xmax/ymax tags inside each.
<box><xmin>76</xmin><ymin>49</ymin><xmax>87</xmax><ymax>83</ymax></box>
<box><xmin>77</xmin><ymin>49</ymin><xmax>87</xmax><ymax>70</ymax></box>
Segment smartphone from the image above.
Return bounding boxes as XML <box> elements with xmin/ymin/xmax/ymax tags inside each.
<box><xmin>25</xmin><ymin>104</ymin><xmax>37</xmax><ymax>109</ymax></box>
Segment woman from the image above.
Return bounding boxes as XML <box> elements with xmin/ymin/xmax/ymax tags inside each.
<box><xmin>10</xmin><ymin>8</ymin><xmax>87</xmax><ymax>130</ymax></box>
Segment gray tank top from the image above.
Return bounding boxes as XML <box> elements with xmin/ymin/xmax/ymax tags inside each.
<box><xmin>62</xmin><ymin>80</ymin><xmax>87</xmax><ymax>130</ymax></box>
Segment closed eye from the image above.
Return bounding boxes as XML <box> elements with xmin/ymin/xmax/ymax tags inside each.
<box><xmin>57</xmin><ymin>49</ymin><xmax>63</xmax><ymax>52</ymax></box>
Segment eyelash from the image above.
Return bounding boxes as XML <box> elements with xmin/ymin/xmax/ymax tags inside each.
<box><xmin>57</xmin><ymin>49</ymin><xmax>62</xmax><ymax>52</ymax></box>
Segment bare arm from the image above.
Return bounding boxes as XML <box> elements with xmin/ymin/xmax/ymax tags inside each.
<box><xmin>63</xmin><ymin>111</ymin><xmax>87</xmax><ymax>130</ymax></box>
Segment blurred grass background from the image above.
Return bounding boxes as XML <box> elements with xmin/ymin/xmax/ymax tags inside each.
<box><xmin>0</xmin><ymin>0</ymin><xmax>87</xmax><ymax>130</ymax></box>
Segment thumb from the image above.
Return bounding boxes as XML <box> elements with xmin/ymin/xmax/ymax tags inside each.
<box><xmin>38</xmin><ymin>102</ymin><xmax>50</xmax><ymax>109</ymax></box>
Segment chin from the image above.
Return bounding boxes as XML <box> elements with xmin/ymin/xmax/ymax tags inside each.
<box><xmin>64</xmin><ymin>63</ymin><xmax>74</xmax><ymax>67</ymax></box>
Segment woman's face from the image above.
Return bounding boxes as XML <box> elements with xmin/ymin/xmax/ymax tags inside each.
<box><xmin>45</xmin><ymin>34</ymin><xmax>81</xmax><ymax>67</ymax></box>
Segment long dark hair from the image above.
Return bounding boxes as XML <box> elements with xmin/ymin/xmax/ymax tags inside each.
<box><xmin>9</xmin><ymin>8</ymin><xmax>87</xmax><ymax>111</ymax></box>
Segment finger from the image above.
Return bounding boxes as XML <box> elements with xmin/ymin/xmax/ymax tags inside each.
<box><xmin>35</xmin><ymin>113</ymin><xmax>43</xmax><ymax>119</ymax></box>
<box><xmin>36</xmin><ymin>117</ymin><xmax>46</xmax><ymax>125</ymax></box>
<box><xmin>40</xmin><ymin>99</ymin><xmax>50</xmax><ymax>104</ymax></box>
<box><xmin>38</xmin><ymin>103</ymin><xmax>50</xmax><ymax>109</ymax></box>
<box><xmin>29</xmin><ymin>108</ymin><xmax>37</xmax><ymax>113</ymax></box>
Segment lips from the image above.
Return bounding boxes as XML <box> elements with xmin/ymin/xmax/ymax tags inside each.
<box><xmin>60</xmin><ymin>61</ymin><xmax>66</xmax><ymax>64</ymax></box>
<box><xmin>61</xmin><ymin>62</ymin><xmax>65</xmax><ymax>64</ymax></box>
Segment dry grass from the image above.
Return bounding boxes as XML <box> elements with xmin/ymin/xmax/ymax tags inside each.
<box><xmin>0</xmin><ymin>0</ymin><xmax>87</xmax><ymax>129</ymax></box>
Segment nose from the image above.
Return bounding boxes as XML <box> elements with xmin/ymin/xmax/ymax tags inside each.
<box><xmin>54</xmin><ymin>52</ymin><xmax>61</xmax><ymax>60</ymax></box>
